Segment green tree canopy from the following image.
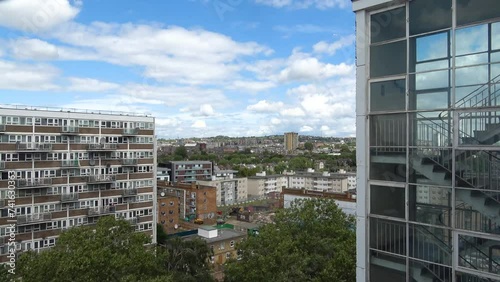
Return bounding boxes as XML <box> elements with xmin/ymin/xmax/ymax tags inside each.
<box><xmin>304</xmin><ymin>142</ymin><xmax>314</xmax><ymax>151</ymax></box>
<box><xmin>174</xmin><ymin>146</ymin><xmax>188</xmax><ymax>159</ymax></box>
<box><xmin>17</xmin><ymin>217</ymin><xmax>171</xmax><ymax>282</ymax></box>
<box><xmin>224</xmin><ymin>199</ymin><xmax>356</xmax><ymax>282</ymax></box>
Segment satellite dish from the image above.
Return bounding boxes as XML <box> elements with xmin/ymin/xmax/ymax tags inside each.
<box><xmin>174</xmin><ymin>224</ymin><xmax>178</xmax><ymax>229</ymax></box>
<box><xmin>160</xmin><ymin>192</ymin><xmax>165</xmax><ymax>197</ymax></box>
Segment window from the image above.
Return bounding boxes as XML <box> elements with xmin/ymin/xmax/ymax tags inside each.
<box><xmin>457</xmin><ymin>0</ymin><xmax>500</xmax><ymax>26</ymax></box>
<box><xmin>409</xmin><ymin>0</ymin><xmax>451</xmax><ymax>36</ymax></box>
<box><xmin>370</xmin><ymin>7</ymin><xmax>406</xmax><ymax>44</ymax></box>
<box><xmin>370</xmin><ymin>185</ymin><xmax>405</xmax><ymax>219</ymax></box>
<box><xmin>226</xmin><ymin>252</ymin><xmax>231</xmax><ymax>259</ymax></box>
<box><xmin>161</xmin><ymin>202</ymin><xmax>166</xmax><ymax>207</ymax></box>
<box><xmin>230</xmin><ymin>241</ymin><xmax>234</xmax><ymax>248</ymax></box>
<box><xmin>370</xmin><ymin>40</ymin><xmax>407</xmax><ymax>78</ymax></box>
<box><xmin>220</xmin><ymin>242</ymin><xmax>225</xmax><ymax>250</ymax></box>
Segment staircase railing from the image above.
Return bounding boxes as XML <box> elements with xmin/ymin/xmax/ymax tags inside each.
<box><xmin>459</xmin><ymin>235</ymin><xmax>500</xmax><ymax>275</ymax></box>
<box><xmin>439</xmin><ymin>73</ymin><xmax>500</xmax><ymax>120</ymax></box>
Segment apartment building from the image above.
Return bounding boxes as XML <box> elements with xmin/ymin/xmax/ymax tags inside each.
<box><xmin>198</xmin><ymin>170</ymin><xmax>248</xmax><ymax>206</ymax></box>
<box><xmin>166</xmin><ymin>161</ymin><xmax>213</xmax><ymax>183</ymax></box>
<box><xmin>157</xmin><ymin>166</ymin><xmax>171</xmax><ymax>182</ymax></box>
<box><xmin>353</xmin><ymin>0</ymin><xmax>500</xmax><ymax>281</ymax></box>
<box><xmin>284</xmin><ymin>132</ymin><xmax>299</xmax><ymax>152</ymax></box>
<box><xmin>0</xmin><ymin>106</ymin><xmax>156</xmax><ymax>262</ymax></box>
<box><xmin>286</xmin><ymin>169</ymin><xmax>349</xmax><ymax>193</ymax></box>
<box><xmin>157</xmin><ymin>181</ymin><xmax>217</xmax><ymax>223</ymax></box>
<box><xmin>334</xmin><ymin>169</ymin><xmax>357</xmax><ymax>191</ymax></box>
<box><xmin>157</xmin><ymin>191</ymin><xmax>179</xmax><ymax>234</ymax></box>
<box><xmin>247</xmin><ymin>172</ymin><xmax>287</xmax><ymax>197</ymax></box>
<box><xmin>281</xmin><ymin>188</ymin><xmax>356</xmax><ymax>216</ymax></box>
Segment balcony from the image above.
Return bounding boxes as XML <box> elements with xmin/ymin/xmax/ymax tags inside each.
<box><xmin>16</xmin><ymin>143</ymin><xmax>52</xmax><ymax>152</ymax></box>
<box><xmin>61</xmin><ymin>193</ymin><xmax>79</xmax><ymax>203</ymax></box>
<box><xmin>0</xmin><ymin>161</ymin><xmax>4</xmax><ymax>170</ymax></box>
<box><xmin>61</xmin><ymin>126</ymin><xmax>79</xmax><ymax>135</ymax></box>
<box><xmin>123</xmin><ymin>128</ymin><xmax>139</xmax><ymax>136</ymax></box>
<box><xmin>0</xmin><ymin>124</ymin><xmax>5</xmax><ymax>133</ymax></box>
<box><xmin>122</xmin><ymin>189</ymin><xmax>138</xmax><ymax>197</ymax></box>
<box><xmin>61</xmin><ymin>160</ymin><xmax>80</xmax><ymax>168</ymax></box>
<box><xmin>121</xmin><ymin>159</ymin><xmax>138</xmax><ymax>166</ymax></box>
<box><xmin>87</xmin><ymin>206</ymin><xmax>116</xmax><ymax>216</ymax></box>
<box><xmin>0</xmin><ymin>199</ymin><xmax>6</xmax><ymax>208</ymax></box>
<box><xmin>16</xmin><ymin>178</ymin><xmax>52</xmax><ymax>188</ymax></box>
<box><xmin>17</xmin><ymin>213</ymin><xmax>52</xmax><ymax>225</ymax></box>
<box><xmin>87</xmin><ymin>175</ymin><xmax>116</xmax><ymax>184</ymax></box>
<box><xmin>87</xmin><ymin>143</ymin><xmax>117</xmax><ymax>151</ymax></box>
<box><xmin>126</xmin><ymin>217</ymin><xmax>138</xmax><ymax>225</ymax></box>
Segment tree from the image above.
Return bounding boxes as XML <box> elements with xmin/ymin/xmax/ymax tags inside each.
<box><xmin>17</xmin><ymin>217</ymin><xmax>172</xmax><ymax>282</ymax></box>
<box><xmin>224</xmin><ymin>199</ymin><xmax>356</xmax><ymax>282</ymax></box>
<box><xmin>304</xmin><ymin>142</ymin><xmax>314</xmax><ymax>152</ymax></box>
<box><xmin>288</xmin><ymin>156</ymin><xmax>311</xmax><ymax>171</ymax></box>
<box><xmin>160</xmin><ymin>237</ymin><xmax>214</xmax><ymax>282</ymax></box>
<box><xmin>174</xmin><ymin>146</ymin><xmax>188</xmax><ymax>159</ymax></box>
<box><xmin>157</xmin><ymin>223</ymin><xmax>168</xmax><ymax>245</ymax></box>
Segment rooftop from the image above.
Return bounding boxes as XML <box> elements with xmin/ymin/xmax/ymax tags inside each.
<box><xmin>0</xmin><ymin>104</ymin><xmax>151</xmax><ymax>117</ymax></box>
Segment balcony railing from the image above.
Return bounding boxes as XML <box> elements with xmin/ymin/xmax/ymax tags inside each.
<box><xmin>87</xmin><ymin>143</ymin><xmax>117</xmax><ymax>151</ymax></box>
<box><xmin>61</xmin><ymin>126</ymin><xmax>80</xmax><ymax>134</ymax></box>
<box><xmin>16</xmin><ymin>143</ymin><xmax>52</xmax><ymax>152</ymax></box>
<box><xmin>61</xmin><ymin>160</ymin><xmax>80</xmax><ymax>168</ymax></box>
<box><xmin>126</xmin><ymin>217</ymin><xmax>138</xmax><ymax>225</ymax></box>
<box><xmin>123</xmin><ymin>128</ymin><xmax>139</xmax><ymax>135</ymax></box>
<box><xmin>0</xmin><ymin>161</ymin><xmax>4</xmax><ymax>170</ymax></box>
<box><xmin>122</xmin><ymin>189</ymin><xmax>138</xmax><ymax>197</ymax></box>
<box><xmin>87</xmin><ymin>175</ymin><xmax>116</xmax><ymax>184</ymax></box>
<box><xmin>121</xmin><ymin>159</ymin><xmax>138</xmax><ymax>166</ymax></box>
<box><xmin>17</xmin><ymin>213</ymin><xmax>52</xmax><ymax>225</ymax></box>
<box><xmin>61</xmin><ymin>193</ymin><xmax>79</xmax><ymax>202</ymax></box>
<box><xmin>88</xmin><ymin>206</ymin><xmax>116</xmax><ymax>216</ymax></box>
<box><xmin>0</xmin><ymin>124</ymin><xmax>5</xmax><ymax>132</ymax></box>
<box><xmin>16</xmin><ymin>178</ymin><xmax>52</xmax><ymax>188</ymax></box>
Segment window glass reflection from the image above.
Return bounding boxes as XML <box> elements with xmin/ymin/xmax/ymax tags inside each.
<box><xmin>371</xmin><ymin>7</ymin><xmax>406</xmax><ymax>44</ymax></box>
<box><xmin>409</xmin><ymin>185</ymin><xmax>451</xmax><ymax>227</ymax></box>
<box><xmin>493</xmin><ymin>22</ymin><xmax>500</xmax><ymax>51</ymax></box>
<box><xmin>413</xmin><ymin>70</ymin><xmax>450</xmax><ymax>90</ymax></box>
<box><xmin>410</xmin><ymin>32</ymin><xmax>449</xmax><ymax>73</ymax></box>
<box><xmin>410</xmin><ymin>0</ymin><xmax>451</xmax><ymax>36</ymax></box>
<box><xmin>371</xmin><ymin>185</ymin><xmax>405</xmax><ymax>218</ymax></box>
<box><xmin>370</xmin><ymin>79</ymin><xmax>406</xmax><ymax>112</ymax></box>
<box><xmin>457</xmin><ymin>0</ymin><xmax>500</xmax><ymax>26</ymax></box>
<box><xmin>456</xmin><ymin>24</ymin><xmax>488</xmax><ymax>56</ymax></box>
<box><xmin>456</xmin><ymin>65</ymin><xmax>489</xmax><ymax>86</ymax></box>
<box><xmin>370</xmin><ymin>40</ymin><xmax>407</xmax><ymax>78</ymax></box>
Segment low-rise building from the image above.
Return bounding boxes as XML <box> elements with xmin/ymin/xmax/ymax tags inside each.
<box><xmin>247</xmin><ymin>172</ymin><xmax>287</xmax><ymax>197</ymax></box>
<box><xmin>280</xmin><ymin>188</ymin><xmax>356</xmax><ymax>216</ymax></box>
<box><xmin>286</xmin><ymin>169</ymin><xmax>349</xmax><ymax>193</ymax></box>
<box><xmin>157</xmin><ymin>192</ymin><xmax>179</xmax><ymax>234</ymax></box>
<box><xmin>198</xmin><ymin>169</ymin><xmax>248</xmax><ymax>206</ymax></box>
<box><xmin>157</xmin><ymin>166</ymin><xmax>171</xmax><ymax>182</ymax></box>
<box><xmin>166</xmin><ymin>161</ymin><xmax>213</xmax><ymax>183</ymax></box>
<box><xmin>158</xmin><ymin>181</ymin><xmax>217</xmax><ymax>223</ymax></box>
<box><xmin>332</xmin><ymin>169</ymin><xmax>356</xmax><ymax>191</ymax></box>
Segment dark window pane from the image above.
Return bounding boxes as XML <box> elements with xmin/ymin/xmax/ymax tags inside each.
<box><xmin>370</xmin><ymin>40</ymin><xmax>407</xmax><ymax>78</ymax></box>
<box><xmin>457</xmin><ymin>0</ymin><xmax>500</xmax><ymax>26</ymax></box>
<box><xmin>371</xmin><ymin>185</ymin><xmax>405</xmax><ymax>218</ymax></box>
<box><xmin>371</xmin><ymin>7</ymin><xmax>406</xmax><ymax>44</ymax></box>
<box><xmin>370</xmin><ymin>79</ymin><xmax>406</xmax><ymax>112</ymax></box>
<box><xmin>410</xmin><ymin>0</ymin><xmax>452</xmax><ymax>35</ymax></box>
<box><xmin>409</xmin><ymin>185</ymin><xmax>451</xmax><ymax>226</ymax></box>
<box><xmin>370</xmin><ymin>219</ymin><xmax>407</xmax><ymax>255</ymax></box>
<box><xmin>370</xmin><ymin>149</ymin><xmax>407</xmax><ymax>182</ymax></box>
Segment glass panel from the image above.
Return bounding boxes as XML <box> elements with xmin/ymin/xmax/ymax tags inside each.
<box><xmin>455</xmin><ymin>150</ymin><xmax>500</xmax><ymax>191</ymax></box>
<box><xmin>413</xmin><ymin>91</ymin><xmax>449</xmax><ymax>110</ymax></box>
<box><xmin>409</xmin><ymin>0</ymin><xmax>452</xmax><ymax>36</ymax></box>
<box><xmin>410</xmin><ymin>32</ymin><xmax>449</xmax><ymax>72</ymax></box>
<box><xmin>409</xmin><ymin>185</ymin><xmax>452</xmax><ymax>227</ymax></box>
<box><xmin>413</xmin><ymin>70</ymin><xmax>450</xmax><ymax>90</ymax></box>
<box><xmin>458</xmin><ymin>234</ymin><xmax>500</xmax><ymax>275</ymax></box>
<box><xmin>410</xmin><ymin>260</ymin><xmax>452</xmax><ymax>281</ymax></box>
<box><xmin>370</xmin><ymin>79</ymin><xmax>406</xmax><ymax>112</ymax></box>
<box><xmin>409</xmin><ymin>112</ymin><xmax>451</xmax><ymax>147</ymax></box>
<box><xmin>415</xmin><ymin>60</ymin><xmax>449</xmax><ymax>73</ymax></box>
<box><xmin>493</xmin><ymin>22</ymin><xmax>500</xmax><ymax>51</ymax></box>
<box><xmin>456</xmin><ymin>24</ymin><xmax>488</xmax><ymax>56</ymax></box>
<box><xmin>455</xmin><ymin>189</ymin><xmax>500</xmax><ymax>234</ymax></box>
<box><xmin>370</xmin><ymin>40</ymin><xmax>407</xmax><ymax>78</ymax></box>
<box><xmin>370</xmin><ymin>7</ymin><xmax>406</xmax><ymax>44</ymax></box>
<box><xmin>370</xmin><ymin>114</ymin><xmax>407</xmax><ymax>148</ymax></box>
<box><xmin>456</xmin><ymin>65</ymin><xmax>489</xmax><ymax>87</ymax></box>
<box><xmin>370</xmin><ymin>218</ymin><xmax>406</xmax><ymax>255</ymax></box>
<box><xmin>492</xmin><ymin>52</ymin><xmax>500</xmax><ymax>64</ymax></box>
<box><xmin>409</xmin><ymin>224</ymin><xmax>452</xmax><ymax>265</ymax></box>
<box><xmin>409</xmin><ymin>148</ymin><xmax>453</xmax><ymax>186</ymax></box>
<box><xmin>457</xmin><ymin>0</ymin><xmax>500</xmax><ymax>26</ymax></box>
<box><xmin>456</xmin><ymin>53</ymin><xmax>489</xmax><ymax>67</ymax></box>
<box><xmin>370</xmin><ymin>250</ymin><xmax>406</xmax><ymax>282</ymax></box>
<box><xmin>458</xmin><ymin>110</ymin><xmax>500</xmax><ymax>145</ymax></box>
<box><xmin>370</xmin><ymin>149</ymin><xmax>407</xmax><ymax>182</ymax></box>
<box><xmin>370</xmin><ymin>185</ymin><xmax>405</xmax><ymax>219</ymax></box>
<box><xmin>456</xmin><ymin>272</ymin><xmax>491</xmax><ymax>282</ymax></box>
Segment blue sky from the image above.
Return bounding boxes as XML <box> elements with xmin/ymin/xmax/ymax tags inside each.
<box><xmin>0</xmin><ymin>0</ymin><xmax>356</xmax><ymax>138</ymax></box>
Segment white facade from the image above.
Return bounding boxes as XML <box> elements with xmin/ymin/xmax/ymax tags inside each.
<box><xmin>247</xmin><ymin>172</ymin><xmax>287</xmax><ymax>196</ymax></box>
<box><xmin>287</xmin><ymin>170</ymin><xmax>349</xmax><ymax>193</ymax></box>
<box><xmin>198</xmin><ymin>177</ymin><xmax>248</xmax><ymax>206</ymax></box>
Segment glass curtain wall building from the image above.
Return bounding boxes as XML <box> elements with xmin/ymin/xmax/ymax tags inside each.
<box><xmin>353</xmin><ymin>0</ymin><xmax>500</xmax><ymax>281</ymax></box>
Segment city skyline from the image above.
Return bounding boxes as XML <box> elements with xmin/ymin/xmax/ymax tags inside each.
<box><xmin>0</xmin><ymin>0</ymin><xmax>356</xmax><ymax>138</ymax></box>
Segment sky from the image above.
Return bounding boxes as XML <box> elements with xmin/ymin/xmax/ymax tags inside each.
<box><xmin>0</xmin><ymin>0</ymin><xmax>356</xmax><ymax>138</ymax></box>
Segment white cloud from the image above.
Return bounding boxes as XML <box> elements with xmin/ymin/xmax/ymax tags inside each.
<box><xmin>247</xmin><ymin>100</ymin><xmax>285</xmax><ymax>113</ymax></box>
<box><xmin>199</xmin><ymin>104</ymin><xmax>215</xmax><ymax>116</ymax></box>
<box><xmin>300</xmin><ymin>125</ymin><xmax>314</xmax><ymax>132</ymax></box>
<box><xmin>271</xmin><ymin>118</ymin><xmax>282</xmax><ymax>125</ymax></box>
<box><xmin>191</xmin><ymin>120</ymin><xmax>207</xmax><ymax>129</ymax></box>
<box><xmin>0</xmin><ymin>60</ymin><xmax>59</xmax><ymax>90</ymax></box>
<box><xmin>280</xmin><ymin>107</ymin><xmax>306</xmax><ymax>117</ymax></box>
<box><xmin>229</xmin><ymin>80</ymin><xmax>275</xmax><ymax>92</ymax></box>
<box><xmin>277</xmin><ymin>51</ymin><xmax>354</xmax><ymax>82</ymax></box>
<box><xmin>10</xmin><ymin>38</ymin><xmax>59</xmax><ymax>60</ymax></box>
<box><xmin>67</xmin><ymin>77</ymin><xmax>120</xmax><ymax>92</ymax></box>
<box><xmin>255</xmin><ymin>0</ymin><xmax>349</xmax><ymax>9</ymax></box>
<box><xmin>313</xmin><ymin>35</ymin><xmax>355</xmax><ymax>55</ymax></box>
<box><xmin>0</xmin><ymin>0</ymin><xmax>80</xmax><ymax>32</ymax></box>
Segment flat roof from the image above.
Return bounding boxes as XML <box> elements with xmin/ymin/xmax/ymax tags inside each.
<box><xmin>184</xmin><ymin>229</ymin><xmax>246</xmax><ymax>243</ymax></box>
